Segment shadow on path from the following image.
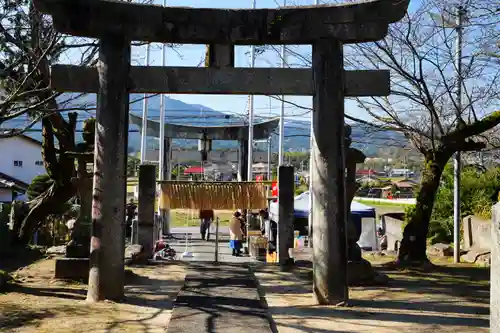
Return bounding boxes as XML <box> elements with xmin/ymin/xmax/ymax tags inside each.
<box><xmin>167</xmin><ymin>263</ymin><xmax>273</xmax><ymax>333</ymax></box>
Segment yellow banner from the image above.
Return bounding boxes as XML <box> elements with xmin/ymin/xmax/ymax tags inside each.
<box><xmin>159</xmin><ymin>181</ymin><xmax>268</xmax><ymax>210</ymax></box>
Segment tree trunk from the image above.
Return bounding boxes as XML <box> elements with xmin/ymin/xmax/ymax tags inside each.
<box><xmin>397</xmin><ymin>151</ymin><xmax>451</xmax><ymax>264</ymax></box>
<box><xmin>11</xmin><ymin>114</ymin><xmax>77</xmax><ymax>245</ymax></box>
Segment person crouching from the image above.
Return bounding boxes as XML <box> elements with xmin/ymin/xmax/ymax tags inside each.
<box><xmin>229</xmin><ymin>211</ymin><xmax>244</xmax><ymax>256</ymax></box>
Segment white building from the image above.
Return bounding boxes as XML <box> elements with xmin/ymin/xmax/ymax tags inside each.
<box><xmin>0</xmin><ymin>135</ymin><xmax>46</xmax><ymax>202</ymax></box>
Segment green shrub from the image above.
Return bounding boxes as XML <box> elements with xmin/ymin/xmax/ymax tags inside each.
<box><xmin>27</xmin><ymin>174</ymin><xmax>54</xmax><ymax>200</ymax></box>
<box><xmin>428</xmin><ymin>164</ymin><xmax>500</xmax><ymax>244</ymax></box>
<box><xmin>403</xmin><ymin>205</ymin><xmax>415</xmax><ymax>227</ymax></box>
<box><xmin>295</xmin><ymin>184</ymin><xmax>308</xmax><ymax>196</ymax></box>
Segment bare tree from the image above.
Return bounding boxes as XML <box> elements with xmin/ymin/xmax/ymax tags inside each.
<box><xmin>345</xmin><ymin>0</ymin><xmax>499</xmax><ymax>264</ymax></box>
<box><xmin>0</xmin><ymin>0</ymin><xmax>176</xmax><ymax>245</ymax></box>
<box><xmin>259</xmin><ymin>0</ymin><xmax>499</xmax><ymax>264</ymax></box>
<box><xmin>0</xmin><ymin>0</ymin><xmax>102</xmax><ymax>244</ymax></box>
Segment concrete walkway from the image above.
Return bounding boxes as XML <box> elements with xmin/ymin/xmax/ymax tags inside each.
<box><xmin>166</xmin><ymin>232</ymin><xmax>258</xmax><ymax>264</ymax></box>
<box><xmin>167</xmin><ymin>264</ymin><xmax>273</xmax><ymax>333</ymax></box>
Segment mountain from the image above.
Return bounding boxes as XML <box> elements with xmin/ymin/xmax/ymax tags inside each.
<box><xmin>3</xmin><ymin>94</ymin><xmax>406</xmax><ymax>155</ymax></box>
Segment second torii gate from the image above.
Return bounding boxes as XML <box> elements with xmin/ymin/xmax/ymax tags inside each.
<box><xmin>35</xmin><ymin>0</ymin><xmax>409</xmax><ymax>304</ymax></box>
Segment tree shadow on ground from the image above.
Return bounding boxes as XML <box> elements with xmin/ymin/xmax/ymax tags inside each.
<box><xmin>0</xmin><ymin>246</ymin><xmax>44</xmax><ymax>272</ymax></box>
<box><xmin>0</xmin><ymin>303</ymin><xmax>56</xmax><ymax>330</ymax></box>
<box><xmin>0</xmin><ymin>301</ymin><xmax>94</xmax><ymax>331</ymax></box>
<box><xmin>256</xmin><ymin>262</ymin><xmax>490</xmax><ymax>330</ymax></box>
<box><xmin>1</xmin><ymin>263</ymin><xmax>186</xmax><ymax>333</ymax></box>
<box><xmin>166</xmin><ymin>264</ymin><xmax>274</xmax><ymax>333</ymax></box>
<box><xmin>269</xmin><ymin>304</ymin><xmax>488</xmax><ymax>327</ymax></box>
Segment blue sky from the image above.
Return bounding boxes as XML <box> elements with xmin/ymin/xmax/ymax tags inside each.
<box><xmin>134</xmin><ymin>0</ymin><xmax>318</xmax><ymax>123</ymax></box>
<box><xmin>58</xmin><ymin>0</ymin><xmax>422</xmax><ymax>124</ymax></box>
<box><xmin>59</xmin><ymin>0</ymin><xmax>370</xmax><ymax>124</ymax></box>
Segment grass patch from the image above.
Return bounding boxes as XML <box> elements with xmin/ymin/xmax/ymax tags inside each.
<box><xmin>354</xmin><ymin>198</ymin><xmax>413</xmax><ymax>208</ymax></box>
<box><xmin>169</xmin><ymin>209</ymin><xmax>233</xmax><ymax>227</ymax></box>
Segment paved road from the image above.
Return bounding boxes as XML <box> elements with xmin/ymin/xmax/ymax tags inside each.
<box><xmin>170</xmin><ymin>226</ymin><xmax>230</xmax><ymax>236</ymax></box>
<box><xmin>167</xmin><ymin>263</ymin><xmax>272</xmax><ymax>333</ymax></box>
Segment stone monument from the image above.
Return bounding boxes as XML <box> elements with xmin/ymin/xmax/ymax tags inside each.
<box><xmin>491</xmin><ymin>202</ymin><xmax>500</xmax><ymax>331</ymax></box>
<box><xmin>55</xmin><ymin>118</ymin><xmax>95</xmax><ymax>280</ymax></box>
<box><xmin>344</xmin><ymin>124</ymin><xmax>388</xmax><ymax>285</ymax></box>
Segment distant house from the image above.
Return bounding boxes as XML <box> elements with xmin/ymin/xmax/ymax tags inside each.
<box><xmin>0</xmin><ymin>171</ymin><xmax>30</xmax><ymax>203</ymax></box>
<box><xmin>252</xmin><ymin>162</ymin><xmax>268</xmax><ymax>178</ymax></box>
<box><xmin>382</xmin><ymin>179</ymin><xmax>417</xmax><ymax>198</ymax></box>
<box><xmin>356</xmin><ymin>175</ymin><xmax>381</xmax><ymax>185</ymax></box>
<box><xmin>356</xmin><ymin>169</ymin><xmax>382</xmax><ymax>176</ymax></box>
<box><xmin>389</xmin><ymin>168</ymin><xmax>414</xmax><ymax>178</ymax></box>
<box><xmin>0</xmin><ymin>135</ymin><xmax>46</xmax><ymax>201</ymax></box>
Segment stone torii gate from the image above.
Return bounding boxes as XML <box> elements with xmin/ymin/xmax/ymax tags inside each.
<box><xmin>128</xmin><ymin>113</ymin><xmax>279</xmax><ymax>182</ymax></box>
<box><xmin>34</xmin><ymin>0</ymin><xmax>409</xmax><ymax>304</ymax></box>
<box><xmin>129</xmin><ymin>113</ymin><xmax>279</xmax><ymax>236</ymax></box>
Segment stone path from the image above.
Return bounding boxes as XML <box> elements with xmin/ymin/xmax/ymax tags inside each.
<box><xmin>167</xmin><ymin>263</ymin><xmax>273</xmax><ymax>333</ymax></box>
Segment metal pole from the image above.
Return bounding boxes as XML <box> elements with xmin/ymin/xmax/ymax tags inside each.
<box><xmin>278</xmin><ymin>0</ymin><xmax>286</xmax><ymax>166</ymax></box>
<box><xmin>158</xmin><ymin>0</ymin><xmax>171</xmax><ymax>236</ymax></box>
<box><xmin>267</xmin><ymin>137</ymin><xmax>272</xmax><ymax>180</ymax></box>
<box><xmin>140</xmin><ymin>43</ymin><xmax>151</xmax><ymax>163</ymax></box>
<box><xmin>159</xmin><ymin>0</ymin><xmax>167</xmax><ymax>179</ymax></box>
<box><xmin>247</xmin><ymin>0</ymin><xmax>257</xmax><ymax>181</ymax></box>
<box><xmin>308</xmin><ymin>0</ymin><xmax>319</xmax><ymax>247</ymax></box>
<box><xmin>243</xmin><ymin>0</ymin><xmax>257</xmax><ymax>255</ymax></box>
<box><xmin>215</xmin><ymin>216</ymin><xmax>220</xmax><ymax>263</ymax></box>
<box><xmin>453</xmin><ymin>6</ymin><xmax>465</xmax><ymax>263</ymax></box>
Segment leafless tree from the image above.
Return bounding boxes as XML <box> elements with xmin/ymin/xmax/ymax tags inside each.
<box><xmin>345</xmin><ymin>0</ymin><xmax>499</xmax><ymax>263</ymax></box>
<box><xmin>0</xmin><ymin>0</ymin><xmax>100</xmax><ymax>244</ymax></box>
<box><xmin>0</xmin><ymin>0</ymin><xmax>168</xmax><ymax>244</ymax></box>
<box><xmin>261</xmin><ymin>0</ymin><xmax>499</xmax><ymax>263</ymax></box>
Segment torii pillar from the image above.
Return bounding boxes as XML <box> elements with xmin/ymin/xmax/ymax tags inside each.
<box><xmin>160</xmin><ymin>137</ymin><xmax>172</xmax><ymax>236</ymax></box>
<box><xmin>311</xmin><ymin>40</ymin><xmax>349</xmax><ymax>305</ymax></box>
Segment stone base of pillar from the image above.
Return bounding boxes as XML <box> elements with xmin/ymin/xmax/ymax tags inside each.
<box><xmin>138</xmin><ymin>225</ymin><xmax>154</xmax><ymax>259</ymax></box>
<box><xmin>347</xmin><ymin>259</ymin><xmax>389</xmax><ymax>286</ymax></box>
<box><xmin>491</xmin><ymin>202</ymin><xmax>500</xmax><ymax>330</ymax></box>
<box><xmin>160</xmin><ymin>209</ymin><xmax>171</xmax><ymax>236</ymax></box>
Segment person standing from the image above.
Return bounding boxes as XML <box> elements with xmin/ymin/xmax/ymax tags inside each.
<box><xmin>229</xmin><ymin>211</ymin><xmax>244</xmax><ymax>256</ymax></box>
<box><xmin>199</xmin><ymin>209</ymin><xmax>214</xmax><ymax>241</ymax></box>
<box><xmin>125</xmin><ymin>198</ymin><xmax>137</xmax><ymax>238</ymax></box>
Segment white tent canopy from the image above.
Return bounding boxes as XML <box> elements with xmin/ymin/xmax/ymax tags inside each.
<box><xmin>269</xmin><ymin>191</ymin><xmax>379</xmax><ymax>250</ymax></box>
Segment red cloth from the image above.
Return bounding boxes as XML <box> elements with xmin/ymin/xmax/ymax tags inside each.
<box><xmin>154</xmin><ymin>240</ymin><xmax>166</xmax><ymax>252</ymax></box>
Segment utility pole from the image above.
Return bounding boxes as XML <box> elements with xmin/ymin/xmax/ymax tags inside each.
<box><xmin>158</xmin><ymin>3</ymin><xmax>166</xmax><ymax>179</ymax></box>
<box><xmin>453</xmin><ymin>6</ymin><xmax>466</xmax><ymax>263</ymax></box>
<box><xmin>308</xmin><ymin>0</ymin><xmax>319</xmax><ymax>247</ymax></box>
<box><xmin>158</xmin><ymin>0</ymin><xmax>170</xmax><ymax>235</ymax></box>
<box><xmin>278</xmin><ymin>0</ymin><xmax>287</xmax><ymax>166</ymax></box>
<box><xmin>140</xmin><ymin>43</ymin><xmax>151</xmax><ymax>163</ymax></box>
<box><xmin>267</xmin><ymin>137</ymin><xmax>272</xmax><ymax>180</ymax></box>
<box><xmin>247</xmin><ymin>0</ymin><xmax>256</xmax><ymax>181</ymax></box>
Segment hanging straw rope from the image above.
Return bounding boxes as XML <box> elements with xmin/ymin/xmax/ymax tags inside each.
<box><xmin>159</xmin><ymin>181</ymin><xmax>267</xmax><ymax>210</ymax></box>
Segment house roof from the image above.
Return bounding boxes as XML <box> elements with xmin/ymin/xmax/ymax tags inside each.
<box><xmin>0</xmin><ymin>134</ymin><xmax>42</xmax><ymax>146</ymax></box>
<box><xmin>184</xmin><ymin>166</ymin><xmax>204</xmax><ymax>175</ymax></box>
<box><xmin>356</xmin><ymin>169</ymin><xmax>378</xmax><ymax>175</ymax></box>
<box><xmin>0</xmin><ymin>171</ymin><xmax>30</xmax><ymax>191</ymax></box>
<box><xmin>393</xmin><ymin>179</ymin><xmax>417</xmax><ymax>188</ymax></box>
<box><xmin>19</xmin><ymin>134</ymin><xmax>42</xmax><ymax>146</ymax></box>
